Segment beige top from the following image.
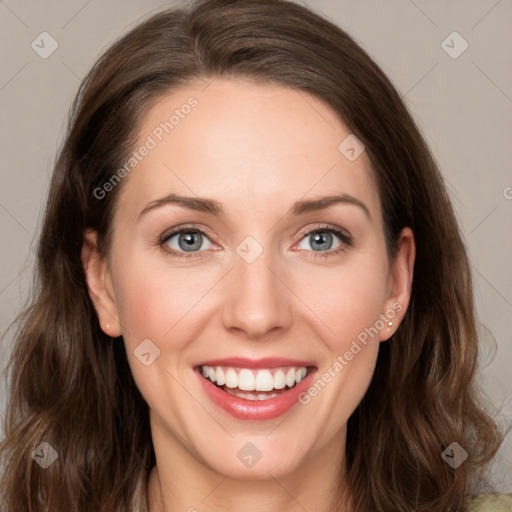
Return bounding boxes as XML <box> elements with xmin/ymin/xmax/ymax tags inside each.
<box><xmin>467</xmin><ymin>494</ymin><xmax>512</xmax><ymax>511</ymax></box>
<box><xmin>131</xmin><ymin>474</ymin><xmax>148</xmax><ymax>512</ymax></box>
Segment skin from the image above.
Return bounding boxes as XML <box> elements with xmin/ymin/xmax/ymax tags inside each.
<box><xmin>81</xmin><ymin>78</ymin><xmax>415</xmax><ymax>512</ymax></box>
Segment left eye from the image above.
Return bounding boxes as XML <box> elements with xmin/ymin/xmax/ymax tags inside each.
<box><xmin>297</xmin><ymin>228</ymin><xmax>344</xmax><ymax>252</ymax></box>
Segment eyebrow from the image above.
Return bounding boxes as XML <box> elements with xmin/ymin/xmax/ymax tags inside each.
<box><xmin>138</xmin><ymin>193</ymin><xmax>371</xmax><ymax>220</ymax></box>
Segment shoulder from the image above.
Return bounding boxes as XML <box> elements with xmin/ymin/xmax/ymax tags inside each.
<box><xmin>468</xmin><ymin>494</ymin><xmax>512</xmax><ymax>511</ymax></box>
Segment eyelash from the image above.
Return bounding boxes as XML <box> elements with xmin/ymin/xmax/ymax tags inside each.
<box><xmin>158</xmin><ymin>223</ymin><xmax>352</xmax><ymax>260</ymax></box>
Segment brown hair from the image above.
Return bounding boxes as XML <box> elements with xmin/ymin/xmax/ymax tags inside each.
<box><xmin>0</xmin><ymin>0</ymin><xmax>503</xmax><ymax>510</ymax></box>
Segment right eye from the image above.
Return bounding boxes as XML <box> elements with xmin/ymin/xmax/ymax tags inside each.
<box><xmin>160</xmin><ymin>227</ymin><xmax>215</xmax><ymax>259</ymax></box>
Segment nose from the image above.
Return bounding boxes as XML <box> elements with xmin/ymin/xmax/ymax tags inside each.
<box><xmin>221</xmin><ymin>242</ymin><xmax>292</xmax><ymax>340</ymax></box>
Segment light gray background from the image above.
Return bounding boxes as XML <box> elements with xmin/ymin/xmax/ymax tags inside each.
<box><xmin>1</xmin><ymin>0</ymin><xmax>511</xmax><ymax>491</ymax></box>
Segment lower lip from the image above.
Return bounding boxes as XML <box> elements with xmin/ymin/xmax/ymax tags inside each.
<box><xmin>196</xmin><ymin>367</ymin><xmax>317</xmax><ymax>421</ymax></box>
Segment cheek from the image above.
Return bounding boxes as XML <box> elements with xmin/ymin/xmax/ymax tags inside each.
<box><xmin>297</xmin><ymin>264</ymin><xmax>387</xmax><ymax>437</ymax></box>
<box><xmin>309</xmin><ymin>256</ymin><xmax>390</xmax><ymax>350</ymax></box>
<box><xmin>115</xmin><ymin>274</ymin><xmax>175</xmax><ymax>341</ymax></box>
<box><xmin>316</xmin><ymin>253</ymin><xmax>389</xmax><ymax>414</ymax></box>
<box><xmin>110</xmin><ymin>247</ymin><xmax>201</xmax><ymax>354</ymax></box>
<box><xmin>110</xmin><ymin>246</ymin><xmax>225</xmax><ymax>403</ymax></box>
<box><xmin>110</xmin><ymin>254</ymin><xmax>200</xmax><ymax>402</ymax></box>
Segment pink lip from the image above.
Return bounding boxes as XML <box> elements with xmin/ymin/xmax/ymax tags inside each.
<box><xmin>195</xmin><ymin>357</ymin><xmax>316</xmax><ymax>369</ymax></box>
<box><xmin>195</xmin><ymin>364</ymin><xmax>317</xmax><ymax>421</ymax></box>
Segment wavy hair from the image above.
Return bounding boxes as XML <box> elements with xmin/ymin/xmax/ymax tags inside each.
<box><xmin>0</xmin><ymin>0</ymin><xmax>503</xmax><ymax>510</ymax></box>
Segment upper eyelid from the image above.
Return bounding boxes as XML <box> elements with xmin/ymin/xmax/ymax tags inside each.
<box><xmin>160</xmin><ymin>224</ymin><xmax>216</xmax><ymax>244</ymax></box>
<box><xmin>298</xmin><ymin>223</ymin><xmax>350</xmax><ymax>238</ymax></box>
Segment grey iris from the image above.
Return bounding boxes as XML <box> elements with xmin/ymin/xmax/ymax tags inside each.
<box><xmin>179</xmin><ymin>232</ymin><xmax>202</xmax><ymax>252</ymax></box>
<box><xmin>310</xmin><ymin>231</ymin><xmax>333</xmax><ymax>251</ymax></box>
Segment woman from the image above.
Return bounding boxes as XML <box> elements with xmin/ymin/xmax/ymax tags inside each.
<box><xmin>0</xmin><ymin>0</ymin><xmax>508</xmax><ymax>510</ymax></box>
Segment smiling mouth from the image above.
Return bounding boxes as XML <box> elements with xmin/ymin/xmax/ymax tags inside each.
<box><xmin>197</xmin><ymin>364</ymin><xmax>315</xmax><ymax>401</ymax></box>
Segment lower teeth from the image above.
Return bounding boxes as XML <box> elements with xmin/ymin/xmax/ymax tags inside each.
<box><xmin>222</xmin><ymin>385</ymin><xmax>288</xmax><ymax>401</ymax></box>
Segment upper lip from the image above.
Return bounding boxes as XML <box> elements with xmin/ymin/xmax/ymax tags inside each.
<box><xmin>195</xmin><ymin>357</ymin><xmax>317</xmax><ymax>369</ymax></box>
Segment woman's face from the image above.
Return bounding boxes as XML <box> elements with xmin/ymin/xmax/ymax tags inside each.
<box><xmin>84</xmin><ymin>78</ymin><xmax>414</xmax><ymax>480</ymax></box>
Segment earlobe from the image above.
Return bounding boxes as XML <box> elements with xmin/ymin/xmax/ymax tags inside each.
<box><xmin>81</xmin><ymin>229</ymin><xmax>122</xmax><ymax>337</ymax></box>
<box><xmin>379</xmin><ymin>227</ymin><xmax>415</xmax><ymax>342</ymax></box>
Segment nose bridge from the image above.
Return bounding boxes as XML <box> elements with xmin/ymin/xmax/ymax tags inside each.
<box><xmin>221</xmin><ymin>233</ymin><xmax>289</xmax><ymax>337</ymax></box>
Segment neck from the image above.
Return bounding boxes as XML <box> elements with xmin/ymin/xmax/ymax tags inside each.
<box><xmin>146</xmin><ymin>424</ymin><xmax>350</xmax><ymax>512</ymax></box>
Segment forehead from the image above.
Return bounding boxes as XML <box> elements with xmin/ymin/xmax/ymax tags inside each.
<box><xmin>115</xmin><ymin>78</ymin><xmax>381</xmax><ymax>224</ymax></box>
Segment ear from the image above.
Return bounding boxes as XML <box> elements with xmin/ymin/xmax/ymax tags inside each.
<box><xmin>379</xmin><ymin>227</ymin><xmax>415</xmax><ymax>341</ymax></box>
<box><xmin>81</xmin><ymin>229</ymin><xmax>122</xmax><ymax>337</ymax></box>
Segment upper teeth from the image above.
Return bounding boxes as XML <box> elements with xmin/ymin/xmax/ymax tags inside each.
<box><xmin>201</xmin><ymin>366</ymin><xmax>308</xmax><ymax>391</ymax></box>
